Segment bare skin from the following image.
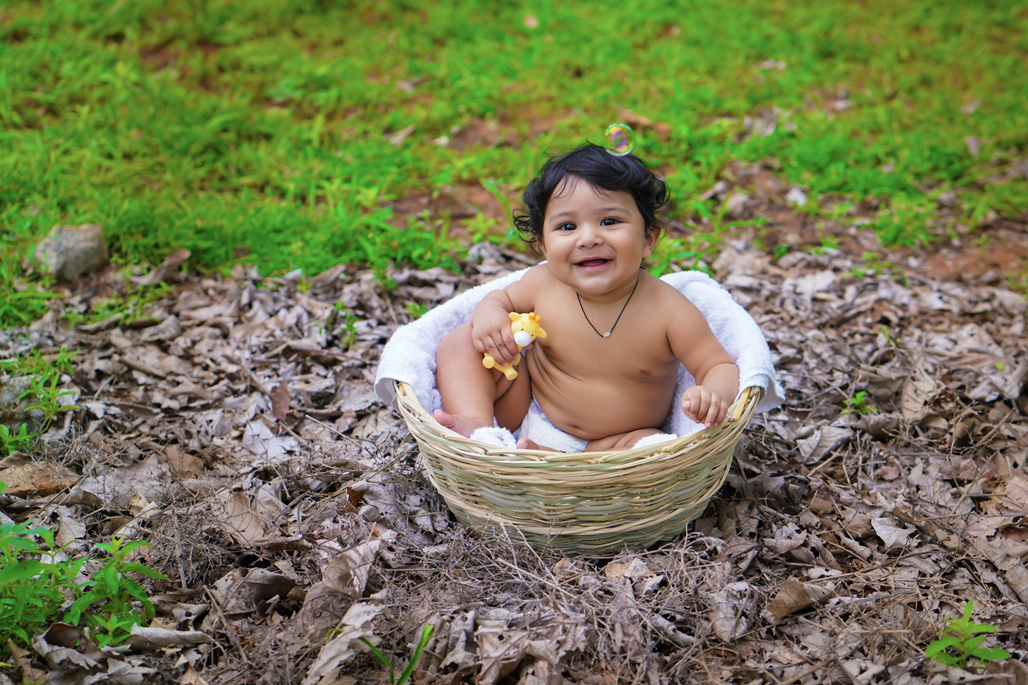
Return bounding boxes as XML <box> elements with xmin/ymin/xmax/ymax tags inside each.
<box><xmin>435</xmin><ymin>179</ymin><xmax>739</xmax><ymax>451</ymax></box>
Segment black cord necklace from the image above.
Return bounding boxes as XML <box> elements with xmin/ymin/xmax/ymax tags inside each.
<box><xmin>577</xmin><ymin>276</ymin><xmax>640</xmax><ymax>338</ymax></box>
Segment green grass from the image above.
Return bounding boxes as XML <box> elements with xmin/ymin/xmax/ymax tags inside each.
<box><xmin>1</xmin><ymin>0</ymin><xmax>1026</xmax><ymax>326</ymax></box>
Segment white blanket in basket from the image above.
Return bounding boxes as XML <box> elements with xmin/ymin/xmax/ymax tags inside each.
<box><xmin>375</xmin><ymin>267</ymin><xmax>784</xmax><ymax>438</ymax></box>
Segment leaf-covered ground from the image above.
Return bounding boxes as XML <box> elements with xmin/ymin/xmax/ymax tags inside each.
<box><xmin>2</xmin><ymin>179</ymin><xmax>1027</xmax><ymax>683</ymax></box>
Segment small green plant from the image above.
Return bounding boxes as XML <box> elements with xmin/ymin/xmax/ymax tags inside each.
<box><xmin>330</xmin><ymin>302</ymin><xmax>360</xmax><ymax>347</ymax></box>
<box><xmin>0</xmin><ymin>501</ymin><xmax>171</xmax><ymax>656</ymax></box>
<box><xmin>358</xmin><ymin>625</ymin><xmax>435</xmax><ymax>685</ymax></box>
<box><xmin>873</xmin><ymin>197</ymin><xmax>934</xmax><ymax>248</ymax></box>
<box><xmin>64</xmin><ymin>538</ymin><xmax>168</xmax><ymax>648</ymax></box>
<box><xmin>481</xmin><ymin>179</ymin><xmax>519</xmax><ymax>243</ymax></box>
<box><xmin>20</xmin><ymin>375</ymin><xmax>80</xmax><ymax>431</ymax></box>
<box><xmin>464</xmin><ymin>211</ymin><xmax>499</xmax><ymax>243</ymax></box>
<box><xmin>1</xmin><ymin>347</ymin><xmax>77</xmax><ymax>377</ymax></box>
<box><xmin>405</xmin><ymin>302</ymin><xmax>428</xmax><ymax>319</ymax></box>
<box><xmin>925</xmin><ymin>600</ymin><xmax>1010</xmax><ymax>670</ymax></box>
<box><xmin>0</xmin><ymin>487</ymin><xmax>86</xmax><ymax>654</ymax></box>
<box><xmin>843</xmin><ymin>390</ymin><xmax>877</xmax><ymax>415</ymax></box>
<box><xmin>2</xmin><ymin>346</ymin><xmax>79</xmax><ymax>456</ymax></box>
<box><xmin>850</xmin><ymin>252</ymin><xmax>907</xmax><ymax>284</ymax></box>
<box><xmin>0</xmin><ymin>424</ymin><xmax>35</xmax><ymax>455</ymax></box>
<box><xmin>63</xmin><ymin>282</ymin><xmax>172</xmax><ymax>327</ymax></box>
<box><xmin>877</xmin><ymin>326</ymin><xmax>899</xmax><ymax>348</ymax></box>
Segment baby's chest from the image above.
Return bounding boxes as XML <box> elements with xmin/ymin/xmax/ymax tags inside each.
<box><xmin>538</xmin><ymin>331</ymin><xmax>678</xmax><ymax>382</ymax></box>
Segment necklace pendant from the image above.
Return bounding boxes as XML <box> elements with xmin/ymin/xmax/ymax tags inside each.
<box><xmin>602</xmin><ymin>332</ymin><xmax>611</xmax><ymax>338</ymax></box>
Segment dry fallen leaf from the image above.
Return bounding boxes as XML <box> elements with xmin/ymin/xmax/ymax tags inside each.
<box><xmin>271</xmin><ymin>383</ymin><xmax>290</xmax><ymax>422</ymax></box>
<box><xmin>0</xmin><ymin>460</ymin><xmax>78</xmax><ymax>497</ymax></box>
<box><xmin>301</xmin><ymin>590</ymin><xmax>389</xmax><ymax>685</ymax></box>
<box><xmin>217</xmin><ymin>491</ymin><xmax>266</xmax><ymax>547</ymax></box>
<box><xmin>901</xmin><ymin>362</ymin><xmax>938</xmax><ymax>423</ymax></box>
<box><xmin>871</xmin><ymin>517</ymin><xmax>917</xmax><ymax>549</ymax></box>
<box><xmin>708</xmin><ymin>581</ymin><xmax>756</xmax><ymax>642</ymax></box>
<box><xmin>764</xmin><ymin>578</ymin><xmax>834</xmax><ymax>622</ymax></box>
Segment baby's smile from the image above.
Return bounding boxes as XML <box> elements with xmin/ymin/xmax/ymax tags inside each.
<box><xmin>575</xmin><ymin>257</ymin><xmax>611</xmax><ymax>270</ymax></box>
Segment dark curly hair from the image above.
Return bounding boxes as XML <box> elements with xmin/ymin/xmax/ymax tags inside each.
<box><xmin>512</xmin><ymin>143</ymin><xmax>669</xmax><ymax>248</ymax></box>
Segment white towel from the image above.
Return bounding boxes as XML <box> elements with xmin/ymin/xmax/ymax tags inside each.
<box><xmin>375</xmin><ymin>267</ymin><xmax>784</xmax><ymax>438</ymax></box>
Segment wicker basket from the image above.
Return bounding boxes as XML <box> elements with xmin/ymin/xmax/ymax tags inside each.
<box><xmin>395</xmin><ymin>381</ymin><xmax>762</xmax><ymax>555</ymax></box>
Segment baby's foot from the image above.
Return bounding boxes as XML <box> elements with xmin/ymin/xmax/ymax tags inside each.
<box><xmin>516</xmin><ymin>437</ymin><xmax>559</xmax><ymax>451</ymax></box>
<box><xmin>433</xmin><ymin>409</ymin><xmax>490</xmax><ymax>438</ymax></box>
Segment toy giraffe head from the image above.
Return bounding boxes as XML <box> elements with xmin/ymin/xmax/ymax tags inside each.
<box><xmin>509</xmin><ymin>311</ymin><xmax>547</xmax><ymax>347</ymax></box>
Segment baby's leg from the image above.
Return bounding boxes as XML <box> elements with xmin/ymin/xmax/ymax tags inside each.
<box><xmin>584</xmin><ymin>428</ymin><xmax>665</xmax><ymax>452</ymax></box>
<box><xmin>434</xmin><ymin>323</ymin><xmax>531</xmax><ymax>437</ymax></box>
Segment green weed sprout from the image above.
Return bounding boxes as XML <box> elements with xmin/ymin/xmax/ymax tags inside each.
<box><xmin>2</xmin><ymin>346</ymin><xmax>80</xmax><ymax>455</ymax></box>
<box><xmin>330</xmin><ymin>302</ymin><xmax>360</xmax><ymax>347</ymax></box>
<box><xmin>64</xmin><ymin>538</ymin><xmax>168</xmax><ymax>648</ymax></box>
<box><xmin>405</xmin><ymin>302</ymin><xmax>428</xmax><ymax>319</ymax></box>
<box><xmin>0</xmin><ymin>424</ymin><xmax>35</xmax><ymax>456</ymax></box>
<box><xmin>0</xmin><ymin>490</ymin><xmax>85</xmax><ymax>654</ymax></box>
<box><xmin>359</xmin><ymin>624</ymin><xmax>435</xmax><ymax>685</ymax></box>
<box><xmin>481</xmin><ymin>180</ymin><xmax>517</xmax><ymax>243</ymax></box>
<box><xmin>925</xmin><ymin>600</ymin><xmax>1010</xmax><ymax>670</ymax></box>
<box><xmin>21</xmin><ymin>375</ymin><xmax>80</xmax><ymax>431</ymax></box>
<box><xmin>464</xmin><ymin>211</ymin><xmax>499</xmax><ymax>244</ymax></box>
<box><xmin>842</xmin><ymin>390</ymin><xmax>877</xmax><ymax>415</ymax></box>
<box><xmin>1</xmin><ymin>506</ymin><xmax>167</xmax><ymax>654</ymax></box>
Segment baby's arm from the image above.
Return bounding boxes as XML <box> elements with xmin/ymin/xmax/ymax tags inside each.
<box><xmin>667</xmin><ymin>297</ymin><xmax>740</xmax><ymax>428</ymax></box>
<box><xmin>469</xmin><ymin>268</ymin><xmax>540</xmax><ymax>367</ymax></box>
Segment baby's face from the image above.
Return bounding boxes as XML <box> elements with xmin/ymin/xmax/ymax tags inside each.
<box><xmin>539</xmin><ymin>178</ymin><xmax>656</xmax><ymax>298</ymax></box>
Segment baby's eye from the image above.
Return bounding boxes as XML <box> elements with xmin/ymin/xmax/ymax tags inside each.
<box><xmin>601</xmin><ymin>217</ymin><xmax>621</xmax><ymax>226</ymax></box>
<box><xmin>556</xmin><ymin>222</ymin><xmax>576</xmax><ymax>232</ymax></box>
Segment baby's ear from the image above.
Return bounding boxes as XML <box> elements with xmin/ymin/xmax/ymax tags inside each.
<box><xmin>643</xmin><ymin>224</ymin><xmax>662</xmax><ymax>257</ymax></box>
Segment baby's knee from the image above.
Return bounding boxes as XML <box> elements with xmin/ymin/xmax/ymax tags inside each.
<box><xmin>436</xmin><ymin>323</ymin><xmax>476</xmax><ymax>362</ymax></box>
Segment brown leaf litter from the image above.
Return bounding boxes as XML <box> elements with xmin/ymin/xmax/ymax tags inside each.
<box><xmin>1</xmin><ymin>234</ymin><xmax>1027</xmax><ymax>684</ymax></box>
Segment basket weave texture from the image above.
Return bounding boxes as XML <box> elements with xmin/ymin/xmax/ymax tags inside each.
<box><xmin>395</xmin><ymin>381</ymin><xmax>762</xmax><ymax>555</ymax></box>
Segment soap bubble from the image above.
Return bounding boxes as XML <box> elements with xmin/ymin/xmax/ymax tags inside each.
<box><xmin>604</xmin><ymin>123</ymin><xmax>635</xmax><ymax>156</ymax></box>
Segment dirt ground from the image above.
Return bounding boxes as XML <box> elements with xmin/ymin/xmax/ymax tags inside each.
<box><xmin>2</xmin><ymin>180</ymin><xmax>1028</xmax><ymax>684</ymax></box>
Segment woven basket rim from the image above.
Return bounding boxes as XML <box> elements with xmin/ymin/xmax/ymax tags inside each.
<box><xmin>394</xmin><ymin>379</ymin><xmax>763</xmax><ymax>465</ymax></box>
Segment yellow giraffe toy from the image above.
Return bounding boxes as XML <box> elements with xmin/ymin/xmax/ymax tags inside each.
<box><xmin>482</xmin><ymin>312</ymin><xmax>547</xmax><ymax>380</ymax></box>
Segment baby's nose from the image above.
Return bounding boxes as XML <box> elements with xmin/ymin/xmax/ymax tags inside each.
<box><xmin>578</xmin><ymin>224</ymin><xmax>603</xmax><ymax>245</ymax></box>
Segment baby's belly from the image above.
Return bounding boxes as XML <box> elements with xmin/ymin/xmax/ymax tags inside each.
<box><xmin>526</xmin><ymin>360</ymin><xmax>678</xmax><ymax>440</ymax></box>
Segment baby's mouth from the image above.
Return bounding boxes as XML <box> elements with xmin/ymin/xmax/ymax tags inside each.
<box><xmin>576</xmin><ymin>258</ymin><xmax>611</xmax><ymax>268</ymax></box>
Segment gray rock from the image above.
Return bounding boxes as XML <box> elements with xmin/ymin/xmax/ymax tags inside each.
<box><xmin>0</xmin><ymin>374</ymin><xmax>44</xmax><ymax>431</ymax></box>
<box><xmin>725</xmin><ymin>191</ymin><xmax>750</xmax><ymax>219</ymax></box>
<box><xmin>34</xmin><ymin>224</ymin><xmax>109</xmax><ymax>280</ymax></box>
<box><xmin>785</xmin><ymin>187</ymin><xmax>808</xmax><ymax>206</ymax></box>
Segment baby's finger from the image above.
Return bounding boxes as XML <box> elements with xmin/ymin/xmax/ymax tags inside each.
<box><xmin>704</xmin><ymin>399</ymin><xmax>723</xmax><ymax>427</ymax></box>
<box><xmin>681</xmin><ymin>395</ymin><xmax>695</xmax><ymax>420</ymax></box>
<box><xmin>501</xmin><ymin>332</ymin><xmax>521</xmax><ymax>359</ymax></box>
<box><xmin>484</xmin><ymin>337</ymin><xmax>510</xmax><ymax>365</ymax></box>
<box><xmin>501</xmin><ymin>333</ymin><xmax>523</xmax><ymax>362</ymax></box>
<box><xmin>694</xmin><ymin>393</ymin><xmax>712</xmax><ymax>425</ymax></box>
<box><xmin>714</xmin><ymin>399</ymin><xmax>730</xmax><ymax>425</ymax></box>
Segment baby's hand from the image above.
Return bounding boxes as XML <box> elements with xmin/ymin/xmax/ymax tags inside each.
<box><xmin>471</xmin><ymin>308</ymin><xmax>521</xmax><ymax>367</ymax></box>
<box><xmin>682</xmin><ymin>385</ymin><xmax>730</xmax><ymax>428</ymax></box>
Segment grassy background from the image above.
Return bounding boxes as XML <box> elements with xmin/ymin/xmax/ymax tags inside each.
<box><xmin>2</xmin><ymin>0</ymin><xmax>1026</xmax><ymax>325</ymax></box>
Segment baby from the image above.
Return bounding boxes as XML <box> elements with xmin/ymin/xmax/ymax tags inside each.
<box><xmin>434</xmin><ymin>144</ymin><xmax>739</xmax><ymax>452</ymax></box>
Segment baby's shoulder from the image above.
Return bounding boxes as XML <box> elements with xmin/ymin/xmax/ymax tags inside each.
<box><xmin>643</xmin><ymin>273</ymin><xmax>700</xmax><ymax>311</ymax></box>
<box><xmin>510</xmin><ymin>263</ymin><xmax>557</xmax><ymax>289</ymax></box>
<box><xmin>500</xmin><ymin>264</ymin><xmax>561</xmax><ymax>309</ymax></box>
